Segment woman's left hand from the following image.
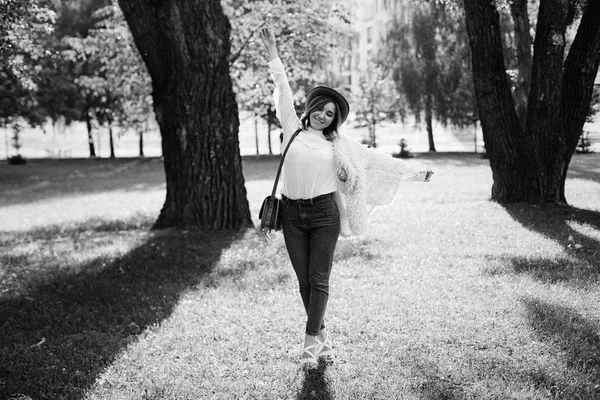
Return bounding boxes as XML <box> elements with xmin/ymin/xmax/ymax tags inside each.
<box><xmin>425</xmin><ymin>170</ymin><xmax>434</xmax><ymax>182</ymax></box>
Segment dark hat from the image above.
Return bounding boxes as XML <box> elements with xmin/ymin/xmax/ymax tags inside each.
<box><xmin>306</xmin><ymin>86</ymin><xmax>350</xmax><ymax>124</ymax></box>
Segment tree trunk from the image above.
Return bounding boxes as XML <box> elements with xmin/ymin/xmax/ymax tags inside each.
<box><xmin>4</xmin><ymin>127</ymin><xmax>10</xmax><ymax>159</ymax></box>
<box><xmin>118</xmin><ymin>0</ymin><xmax>252</xmax><ymax>230</ymax></box>
<box><xmin>524</xmin><ymin>0</ymin><xmax>569</xmax><ymax>202</ymax></box>
<box><xmin>425</xmin><ymin>93</ymin><xmax>436</xmax><ymax>152</ymax></box>
<box><xmin>369</xmin><ymin>122</ymin><xmax>377</xmax><ymax>148</ymax></box>
<box><xmin>509</xmin><ymin>0</ymin><xmax>533</xmax><ymax>128</ymax></box>
<box><xmin>138</xmin><ymin>128</ymin><xmax>144</xmax><ymax>157</ymax></box>
<box><xmin>463</xmin><ymin>0</ymin><xmax>600</xmax><ymax>203</ymax></box>
<box><xmin>108</xmin><ymin>123</ymin><xmax>115</xmax><ymax>159</ymax></box>
<box><xmin>85</xmin><ymin>112</ymin><xmax>97</xmax><ymax>158</ymax></box>
<box><xmin>267</xmin><ymin>121</ymin><xmax>273</xmax><ymax>155</ymax></box>
<box><xmin>558</xmin><ymin>0</ymin><xmax>600</xmax><ymax>200</ymax></box>
<box><xmin>254</xmin><ymin>115</ymin><xmax>259</xmax><ymax>155</ymax></box>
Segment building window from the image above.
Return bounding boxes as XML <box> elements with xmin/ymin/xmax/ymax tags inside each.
<box><xmin>367</xmin><ymin>26</ymin><xmax>373</xmax><ymax>44</ymax></box>
<box><xmin>343</xmin><ymin>54</ymin><xmax>351</xmax><ymax>71</ymax></box>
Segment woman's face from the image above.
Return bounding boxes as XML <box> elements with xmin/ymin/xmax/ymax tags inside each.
<box><xmin>309</xmin><ymin>102</ymin><xmax>336</xmax><ymax>131</ymax></box>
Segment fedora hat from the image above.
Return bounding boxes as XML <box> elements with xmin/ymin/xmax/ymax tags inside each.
<box><xmin>306</xmin><ymin>86</ymin><xmax>350</xmax><ymax>124</ymax></box>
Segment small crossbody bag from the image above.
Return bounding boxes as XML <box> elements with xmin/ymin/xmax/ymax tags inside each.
<box><xmin>258</xmin><ymin>128</ymin><xmax>302</xmax><ymax>238</ymax></box>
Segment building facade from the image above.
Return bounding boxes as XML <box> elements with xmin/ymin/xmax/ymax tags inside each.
<box><xmin>330</xmin><ymin>0</ymin><xmax>411</xmax><ymax>95</ymax></box>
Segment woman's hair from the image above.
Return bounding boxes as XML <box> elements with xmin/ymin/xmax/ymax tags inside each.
<box><xmin>300</xmin><ymin>95</ymin><xmax>342</xmax><ymax>142</ymax></box>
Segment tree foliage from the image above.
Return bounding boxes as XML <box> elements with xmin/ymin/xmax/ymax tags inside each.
<box><xmin>0</xmin><ymin>0</ymin><xmax>56</xmax><ymax>128</ymax></box>
<box><xmin>380</xmin><ymin>1</ymin><xmax>475</xmax><ymax>152</ymax></box>
<box><xmin>33</xmin><ymin>0</ymin><xmax>112</xmax><ymax>128</ymax></box>
<box><xmin>353</xmin><ymin>61</ymin><xmax>400</xmax><ymax>148</ymax></box>
<box><xmin>224</xmin><ymin>0</ymin><xmax>351</xmax><ymax>152</ymax></box>
<box><xmin>63</xmin><ymin>2</ymin><xmax>152</xmax><ymax>157</ymax></box>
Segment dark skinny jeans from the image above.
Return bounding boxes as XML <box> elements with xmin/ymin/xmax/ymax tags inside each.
<box><xmin>281</xmin><ymin>192</ymin><xmax>340</xmax><ymax>336</ymax></box>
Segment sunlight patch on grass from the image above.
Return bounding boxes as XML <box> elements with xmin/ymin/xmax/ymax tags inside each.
<box><xmin>567</xmin><ymin>220</ymin><xmax>600</xmax><ymax>243</ymax></box>
<box><xmin>1</xmin><ymin>228</ymin><xmax>150</xmax><ymax>299</ymax></box>
<box><xmin>83</xmin><ymin>286</ymin><xmax>307</xmax><ymax>399</ymax></box>
<box><xmin>0</xmin><ymin>191</ymin><xmax>163</xmax><ymax>232</ymax></box>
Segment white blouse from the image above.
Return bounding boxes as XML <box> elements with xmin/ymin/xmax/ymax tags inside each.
<box><xmin>269</xmin><ymin>57</ymin><xmax>337</xmax><ymax>200</ymax></box>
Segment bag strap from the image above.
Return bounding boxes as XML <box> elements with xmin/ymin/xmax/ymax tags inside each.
<box><xmin>270</xmin><ymin>128</ymin><xmax>302</xmax><ymax>198</ymax></box>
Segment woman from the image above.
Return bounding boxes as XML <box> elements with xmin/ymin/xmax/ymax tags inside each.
<box><xmin>260</xmin><ymin>25</ymin><xmax>432</xmax><ymax>370</ymax></box>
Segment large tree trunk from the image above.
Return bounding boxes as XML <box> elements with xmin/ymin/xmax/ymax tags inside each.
<box><xmin>118</xmin><ymin>0</ymin><xmax>252</xmax><ymax>230</ymax></box>
<box><xmin>558</xmin><ymin>0</ymin><xmax>600</xmax><ymax>200</ymax></box>
<box><xmin>463</xmin><ymin>0</ymin><xmax>600</xmax><ymax>203</ymax></box>
<box><xmin>509</xmin><ymin>0</ymin><xmax>532</xmax><ymax>128</ymax></box>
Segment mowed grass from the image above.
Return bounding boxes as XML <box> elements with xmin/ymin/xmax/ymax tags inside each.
<box><xmin>0</xmin><ymin>153</ymin><xmax>599</xmax><ymax>400</ymax></box>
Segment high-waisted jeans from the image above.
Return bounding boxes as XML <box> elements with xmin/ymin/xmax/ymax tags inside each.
<box><xmin>281</xmin><ymin>192</ymin><xmax>340</xmax><ymax>336</ymax></box>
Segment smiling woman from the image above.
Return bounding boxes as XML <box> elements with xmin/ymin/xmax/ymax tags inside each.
<box><xmin>259</xmin><ymin>22</ymin><xmax>433</xmax><ymax>371</ymax></box>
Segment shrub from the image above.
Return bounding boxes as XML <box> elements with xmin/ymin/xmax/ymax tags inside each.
<box><xmin>8</xmin><ymin>155</ymin><xmax>27</xmax><ymax>165</ymax></box>
<box><xmin>393</xmin><ymin>138</ymin><xmax>413</xmax><ymax>158</ymax></box>
<box><xmin>576</xmin><ymin>131</ymin><xmax>594</xmax><ymax>154</ymax></box>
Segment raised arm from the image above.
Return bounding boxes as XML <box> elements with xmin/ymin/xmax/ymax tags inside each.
<box><xmin>259</xmin><ymin>24</ymin><xmax>302</xmax><ymax>141</ymax></box>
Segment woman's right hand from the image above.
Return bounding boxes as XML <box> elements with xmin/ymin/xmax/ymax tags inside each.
<box><xmin>259</xmin><ymin>24</ymin><xmax>279</xmax><ymax>60</ymax></box>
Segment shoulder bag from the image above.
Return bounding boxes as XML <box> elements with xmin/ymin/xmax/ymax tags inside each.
<box><xmin>259</xmin><ymin>128</ymin><xmax>301</xmax><ymax>238</ymax></box>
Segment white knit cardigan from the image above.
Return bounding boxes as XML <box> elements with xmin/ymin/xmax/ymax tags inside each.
<box><xmin>332</xmin><ymin>136</ymin><xmax>426</xmax><ymax>236</ymax></box>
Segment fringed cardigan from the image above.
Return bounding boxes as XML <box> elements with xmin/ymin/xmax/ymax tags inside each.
<box><xmin>333</xmin><ymin>136</ymin><xmax>428</xmax><ymax>236</ymax></box>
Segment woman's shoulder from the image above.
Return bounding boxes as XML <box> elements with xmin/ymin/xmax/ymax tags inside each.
<box><xmin>335</xmin><ymin>135</ymin><xmax>369</xmax><ymax>154</ymax></box>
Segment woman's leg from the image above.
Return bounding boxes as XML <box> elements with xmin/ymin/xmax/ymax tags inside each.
<box><xmin>281</xmin><ymin>206</ymin><xmax>311</xmax><ymax>312</ymax></box>
<box><xmin>304</xmin><ymin>197</ymin><xmax>340</xmax><ymax>336</ymax></box>
<box><xmin>282</xmin><ymin>202</ymin><xmax>318</xmax><ymax>365</ymax></box>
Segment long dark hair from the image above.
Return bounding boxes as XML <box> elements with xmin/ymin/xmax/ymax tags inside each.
<box><xmin>300</xmin><ymin>95</ymin><xmax>342</xmax><ymax>142</ymax></box>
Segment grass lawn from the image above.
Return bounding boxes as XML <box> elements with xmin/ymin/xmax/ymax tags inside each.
<box><xmin>1</xmin><ymin>153</ymin><xmax>599</xmax><ymax>400</ymax></box>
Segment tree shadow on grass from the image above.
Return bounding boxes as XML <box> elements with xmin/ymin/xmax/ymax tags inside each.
<box><xmin>296</xmin><ymin>360</ymin><xmax>333</xmax><ymax>400</ymax></box>
<box><xmin>520</xmin><ymin>296</ymin><xmax>600</xmax><ymax>398</ymax></box>
<box><xmin>497</xmin><ymin>204</ymin><xmax>600</xmax><ymax>287</ymax></box>
<box><xmin>408</xmin><ymin>359</ymin><xmax>465</xmax><ymax>400</ymax></box>
<box><xmin>0</xmin><ymin>226</ymin><xmax>242</xmax><ymax>400</ymax></box>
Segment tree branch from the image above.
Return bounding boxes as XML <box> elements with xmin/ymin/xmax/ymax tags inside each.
<box><xmin>228</xmin><ymin>21</ymin><xmax>266</xmax><ymax>65</ymax></box>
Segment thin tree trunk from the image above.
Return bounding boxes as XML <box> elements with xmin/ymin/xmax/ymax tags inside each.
<box><xmin>254</xmin><ymin>115</ymin><xmax>259</xmax><ymax>155</ymax></box>
<box><xmin>118</xmin><ymin>0</ymin><xmax>252</xmax><ymax>230</ymax></box>
<box><xmin>4</xmin><ymin>127</ymin><xmax>9</xmax><ymax>159</ymax></box>
<box><xmin>85</xmin><ymin>112</ymin><xmax>97</xmax><ymax>158</ymax></box>
<box><xmin>369</xmin><ymin>122</ymin><xmax>376</xmax><ymax>148</ymax></box>
<box><xmin>425</xmin><ymin>93</ymin><xmax>436</xmax><ymax>152</ymax></box>
<box><xmin>108</xmin><ymin>123</ymin><xmax>116</xmax><ymax>159</ymax></box>
<box><xmin>138</xmin><ymin>128</ymin><xmax>144</xmax><ymax>157</ymax></box>
<box><xmin>267</xmin><ymin>121</ymin><xmax>273</xmax><ymax>155</ymax></box>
